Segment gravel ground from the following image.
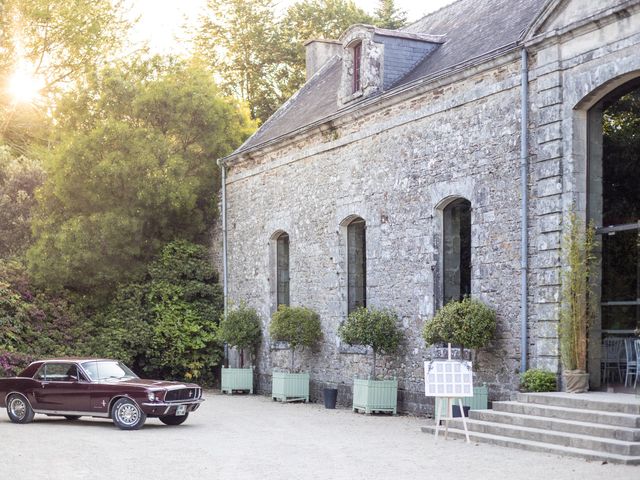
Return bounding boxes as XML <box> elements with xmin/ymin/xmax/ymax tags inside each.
<box><xmin>2</xmin><ymin>391</ymin><xmax>637</xmax><ymax>480</ymax></box>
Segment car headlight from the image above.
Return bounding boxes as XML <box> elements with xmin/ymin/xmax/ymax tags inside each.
<box><xmin>147</xmin><ymin>391</ymin><xmax>156</xmax><ymax>402</ymax></box>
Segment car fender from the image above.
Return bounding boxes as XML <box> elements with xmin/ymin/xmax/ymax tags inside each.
<box><xmin>4</xmin><ymin>391</ymin><xmax>35</xmax><ymax>413</ymax></box>
<box><xmin>107</xmin><ymin>394</ymin><xmax>144</xmax><ymax>418</ymax></box>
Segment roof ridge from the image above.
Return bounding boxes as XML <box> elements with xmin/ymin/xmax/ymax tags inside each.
<box><xmin>406</xmin><ymin>0</ymin><xmax>466</xmax><ymax>30</ymax></box>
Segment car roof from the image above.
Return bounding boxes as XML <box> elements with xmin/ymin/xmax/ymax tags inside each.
<box><xmin>36</xmin><ymin>358</ymin><xmax>116</xmax><ymax>364</ymax></box>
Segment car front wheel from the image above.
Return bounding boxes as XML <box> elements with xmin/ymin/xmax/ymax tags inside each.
<box><xmin>7</xmin><ymin>394</ymin><xmax>35</xmax><ymax>424</ymax></box>
<box><xmin>111</xmin><ymin>398</ymin><xmax>146</xmax><ymax>430</ymax></box>
<box><xmin>159</xmin><ymin>413</ymin><xmax>189</xmax><ymax>426</ymax></box>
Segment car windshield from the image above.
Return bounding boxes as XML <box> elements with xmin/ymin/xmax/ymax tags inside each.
<box><xmin>81</xmin><ymin>361</ymin><xmax>138</xmax><ymax>381</ymax></box>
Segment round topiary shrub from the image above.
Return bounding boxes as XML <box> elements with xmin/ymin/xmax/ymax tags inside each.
<box><xmin>270</xmin><ymin>305</ymin><xmax>322</xmax><ymax>372</ymax></box>
<box><xmin>338</xmin><ymin>307</ymin><xmax>402</xmax><ymax>379</ymax></box>
<box><xmin>422</xmin><ymin>297</ymin><xmax>496</xmax><ymax>353</ymax></box>
<box><xmin>519</xmin><ymin>369</ymin><xmax>557</xmax><ymax>392</ymax></box>
<box><xmin>218</xmin><ymin>303</ymin><xmax>262</xmax><ymax>368</ymax></box>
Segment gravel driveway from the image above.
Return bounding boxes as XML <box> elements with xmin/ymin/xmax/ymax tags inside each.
<box><xmin>2</xmin><ymin>391</ymin><xmax>636</xmax><ymax>479</ymax></box>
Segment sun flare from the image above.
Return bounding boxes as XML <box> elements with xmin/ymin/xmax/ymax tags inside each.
<box><xmin>7</xmin><ymin>64</ymin><xmax>45</xmax><ymax>104</ymax></box>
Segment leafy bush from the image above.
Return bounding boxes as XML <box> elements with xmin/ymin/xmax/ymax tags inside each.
<box><xmin>92</xmin><ymin>241</ymin><xmax>223</xmax><ymax>383</ymax></box>
<box><xmin>218</xmin><ymin>303</ymin><xmax>262</xmax><ymax>367</ymax></box>
<box><xmin>270</xmin><ymin>305</ymin><xmax>322</xmax><ymax>372</ymax></box>
<box><xmin>520</xmin><ymin>369</ymin><xmax>557</xmax><ymax>392</ymax></box>
<box><xmin>0</xmin><ymin>352</ymin><xmax>36</xmax><ymax>377</ymax></box>
<box><xmin>338</xmin><ymin>307</ymin><xmax>402</xmax><ymax>379</ymax></box>
<box><xmin>422</xmin><ymin>297</ymin><xmax>496</xmax><ymax>352</ymax></box>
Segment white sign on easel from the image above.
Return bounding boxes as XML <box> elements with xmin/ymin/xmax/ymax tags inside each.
<box><xmin>424</xmin><ymin>344</ymin><xmax>473</xmax><ymax>442</ymax></box>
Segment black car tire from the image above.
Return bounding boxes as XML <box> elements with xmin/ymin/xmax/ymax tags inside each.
<box><xmin>7</xmin><ymin>394</ymin><xmax>35</xmax><ymax>424</ymax></box>
<box><xmin>159</xmin><ymin>413</ymin><xmax>189</xmax><ymax>426</ymax></box>
<box><xmin>111</xmin><ymin>398</ymin><xmax>146</xmax><ymax>430</ymax></box>
<box><xmin>64</xmin><ymin>415</ymin><xmax>81</xmax><ymax>421</ymax></box>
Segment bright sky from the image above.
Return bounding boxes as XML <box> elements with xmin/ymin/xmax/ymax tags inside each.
<box><xmin>128</xmin><ymin>0</ymin><xmax>456</xmax><ymax>55</ymax></box>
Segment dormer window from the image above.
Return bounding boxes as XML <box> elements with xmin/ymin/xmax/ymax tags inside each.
<box><xmin>352</xmin><ymin>42</ymin><xmax>362</xmax><ymax>93</ymax></box>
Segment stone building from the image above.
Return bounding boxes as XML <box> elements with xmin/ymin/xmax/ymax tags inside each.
<box><xmin>215</xmin><ymin>0</ymin><xmax>640</xmax><ymax>413</ymax></box>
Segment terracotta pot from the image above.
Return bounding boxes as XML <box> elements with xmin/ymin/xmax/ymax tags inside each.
<box><xmin>563</xmin><ymin>370</ymin><xmax>589</xmax><ymax>393</ymax></box>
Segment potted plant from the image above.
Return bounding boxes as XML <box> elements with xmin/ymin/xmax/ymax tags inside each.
<box><xmin>218</xmin><ymin>303</ymin><xmax>262</xmax><ymax>394</ymax></box>
<box><xmin>269</xmin><ymin>305</ymin><xmax>322</xmax><ymax>402</ymax></box>
<box><xmin>559</xmin><ymin>213</ymin><xmax>596</xmax><ymax>393</ymax></box>
<box><xmin>338</xmin><ymin>307</ymin><xmax>402</xmax><ymax>414</ymax></box>
<box><xmin>422</xmin><ymin>297</ymin><xmax>496</xmax><ymax>415</ymax></box>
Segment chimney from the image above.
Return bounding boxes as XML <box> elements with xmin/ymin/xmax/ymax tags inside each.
<box><xmin>304</xmin><ymin>39</ymin><xmax>342</xmax><ymax>80</ymax></box>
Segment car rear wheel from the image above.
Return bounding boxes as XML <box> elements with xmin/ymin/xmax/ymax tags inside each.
<box><xmin>111</xmin><ymin>398</ymin><xmax>146</xmax><ymax>430</ymax></box>
<box><xmin>159</xmin><ymin>413</ymin><xmax>189</xmax><ymax>426</ymax></box>
<box><xmin>64</xmin><ymin>415</ymin><xmax>81</xmax><ymax>421</ymax></box>
<box><xmin>7</xmin><ymin>394</ymin><xmax>35</xmax><ymax>424</ymax></box>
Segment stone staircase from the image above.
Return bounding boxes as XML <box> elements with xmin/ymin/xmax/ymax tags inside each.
<box><xmin>421</xmin><ymin>392</ymin><xmax>640</xmax><ymax>464</ymax></box>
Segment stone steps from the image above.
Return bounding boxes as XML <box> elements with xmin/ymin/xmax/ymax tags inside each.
<box><xmin>420</xmin><ymin>425</ymin><xmax>640</xmax><ymax>465</ymax></box>
<box><xmin>421</xmin><ymin>392</ymin><xmax>640</xmax><ymax>464</ymax></box>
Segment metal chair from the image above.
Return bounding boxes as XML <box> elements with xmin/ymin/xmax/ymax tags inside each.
<box><xmin>624</xmin><ymin>338</ymin><xmax>638</xmax><ymax>387</ymax></box>
<box><xmin>602</xmin><ymin>338</ymin><xmax>624</xmax><ymax>383</ymax></box>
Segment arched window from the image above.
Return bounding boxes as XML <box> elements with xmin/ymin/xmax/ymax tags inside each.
<box><xmin>588</xmin><ymin>80</ymin><xmax>640</xmax><ymax>333</ymax></box>
<box><xmin>443</xmin><ymin>198</ymin><xmax>471</xmax><ymax>304</ymax></box>
<box><xmin>347</xmin><ymin>217</ymin><xmax>366</xmax><ymax>313</ymax></box>
<box><xmin>276</xmin><ymin>232</ymin><xmax>290</xmax><ymax>307</ymax></box>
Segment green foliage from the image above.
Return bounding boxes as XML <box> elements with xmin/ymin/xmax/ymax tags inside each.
<box><xmin>373</xmin><ymin>0</ymin><xmax>407</xmax><ymax>29</ymax></box>
<box><xmin>520</xmin><ymin>369</ymin><xmax>557</xmax><ymax>393</ymax></box>
<box><xmin>422</xmin><ymin>297</ymin><xmax>496</xmax><ymax>350</ymax></box>
<box><xmin>92</xmin><ymin>241</ymin><xmax>223</xmax><ymax>383</ymax></box>
<box><xmin>218</xmin><ymin>303</ymin><xmax>262</xmax><ymax>367</ymax></box>
<box><xmin>338</xmin><ymin>307</ymin><xmax>402</xmax><ymax>378</ymax></box>
<box><xmin>559</xmin><ymin>213</ymin><xmax>596</xmax><ymax>372</ymax></box>
<box><xmin>27</xmin><ymin>59</ymin><xmax>254</xmax><ymax>303</ymax></box>
<box><xmin>0</xmin><ymin>145</ymin><xmax>45</xmax><ymax>257</ymax></box>
<box><xmin>270</xmin><ymin>305</ymin><xmax>322</xmax><ymax>371</ymax></box>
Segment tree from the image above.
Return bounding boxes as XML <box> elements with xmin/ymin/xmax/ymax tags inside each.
<box><xmin>27</xmin><ymin>58</ymin><xmax>255</xmax><ymax>302</ymax></box>
<box><xmin>194</xmin><ymin>0</ymin><xmax>281</xmax><ymax>122</ymax></box>
<box><xmin>0</xmin><ymin>0</ymin><xmax>130</xmax><ymax>151</ymax></box>
<box><xmin>0</xmin><ymin>145</ymin><xmax>44</xmax><ymax>257</ymax></box>
<box><xmin>338</xmin><ymin>306</ymin><xmax>402</xmax><ymax>378</ymax></box>
<box><xmin>270</xmin><ymin>305</ymin><xmax>322</xmax><ymax>371</ymax></box>
<box><xmin>92</xmin><ymin>241</ymin><xmax>224</xmax><ymax>382</ymax></box>
<box><xmin>373</xmin><ymin>0</ymin><xmax>407</xmax><ymax>30</ymax></box>
<box><xmin>218</xmin><ymin>303</ymin><xmax>262</xmax><ymax>367</ymax></box>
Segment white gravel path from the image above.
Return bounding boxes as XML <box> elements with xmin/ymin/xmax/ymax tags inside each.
<box><xmin>1</xmin><ymin>391</ymin><xmax>636</xmax><ymax>479</ymax></box>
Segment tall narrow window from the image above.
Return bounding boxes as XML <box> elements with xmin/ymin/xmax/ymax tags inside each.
<box><xmin>443</xmin><ymin>199</ymin><xmax>471</xmax><ymax>305</ymax></box>
<box><xmin>347</xmin><ymin>218</ymin><xmax>366</xmax><ymax>313</ymax></box>
<box><xmin>352</xmin><ymin>42</ymin><xmax>362</xmax><ymax>93</ymax></box>
<box><xmin>276</xmin><ymin>232</ymin><xmax>290</xmax><ymax>307</ymax></box>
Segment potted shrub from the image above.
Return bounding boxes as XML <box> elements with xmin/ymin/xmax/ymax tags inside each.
<box><xmin>559</xmin><ymin>213</ymin><xmax>596</xmax><ymax>393</ymax></box>
<box><xmin>338</xmin><ymin>307</ymin><xmax>402</xmax><ymax>414</ymax></box>
<box><xmin>218</xmin><ymin>303</ymin><xmax>262</xmax><ymax>394</ymax></box>
<box><xmin>269</xmin><ymin>305</ymin><xmax>322</xmax><ymax>402</ymax></box>
<box><xmin>422</xmin><ymin>297</ymin><xmax>496</xmax><ymax>414</ymax></box>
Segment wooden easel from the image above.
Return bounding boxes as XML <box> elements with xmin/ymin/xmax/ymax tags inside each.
<box><xmin>433</xmin><ymin>344</ymin><xmax>470</xmax><ymax>443</ymax></box>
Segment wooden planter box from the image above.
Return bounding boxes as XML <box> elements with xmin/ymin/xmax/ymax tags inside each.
<box><xmin>352</xmin><ymin>378</ymin><xmax>398</xmax><ymax>414</ymax></box>
<box><xmin>221</xmin><ymin>366</ymin><xmax>254</xmax><ymax>394</ymax></box>
<box><xmin>271</xmin><ymin>371</ymin><xmax>309</xmax><ymax>402</ymax></box>
<box><xmin>436</xmin><ymin>384</ymin><xmax>489</xmax><ymax>416</ymax></box>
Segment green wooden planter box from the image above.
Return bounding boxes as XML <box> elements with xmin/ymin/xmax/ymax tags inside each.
<box><xmin>352</xmin><ymin>378</ymin><xmax>398</xmax><ymax>414</ymax></box>
<box><xmin>436</xmin><ymin>384</ymin><xmax>489</xmax><ymax>415</ymax></box>
<box><xmin>272</xmin><ymin>371</ymin><xmax>309</xmax><ymax>402</ymax></box>
<box><xmin>221</xmin><ymin>366</ymin><xmax>254</xmax><ymax>394</ymax></box>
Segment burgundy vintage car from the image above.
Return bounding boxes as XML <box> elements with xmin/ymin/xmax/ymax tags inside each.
<box><xmin>0</xmin><ymin>358</ymin><xmax>204</xmax><ymax>430</ymax></box>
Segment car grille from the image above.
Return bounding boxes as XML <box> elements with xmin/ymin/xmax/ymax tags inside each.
<box><xmin>165</xmin><ymin>388</ymin><xmax>201</xmax><ymax>402</ymax></box>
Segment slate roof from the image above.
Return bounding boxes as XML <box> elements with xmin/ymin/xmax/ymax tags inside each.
<box><xmin>233</xmin><ymin>0</ymin><xmax>547</xmax><ymax>156</ymax></box>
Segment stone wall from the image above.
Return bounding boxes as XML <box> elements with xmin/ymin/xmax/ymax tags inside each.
<box><xmin>218</xmin><ymin>0</ymin><xmax>640</xmax><ymax>412</ymax></box>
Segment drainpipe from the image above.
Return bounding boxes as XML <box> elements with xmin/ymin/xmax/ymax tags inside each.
<box><xmin>217</xmin><ymin>158</ymin><xmax>229</xmax><ymax>366</ymax></box>
<box><xmin>519</xmin><ymin>47</ymin><xmax>529</xmax><ymax>373</ymax></box>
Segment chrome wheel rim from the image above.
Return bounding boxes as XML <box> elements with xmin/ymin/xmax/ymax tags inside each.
<box><xmin>9</xmin><ymin>398</ymin><xmax>27</xmax><ymax>420</ymax></box>
<box><xmin>116</xmin><ymin>403</ymin><xmax>139</xmax><ymax>426</ymax></box>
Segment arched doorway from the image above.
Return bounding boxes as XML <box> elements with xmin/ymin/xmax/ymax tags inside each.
<box><xmin>588</xmin><ymin>79</ymin><xmax>640</xmax><ymax>387</ymax></box>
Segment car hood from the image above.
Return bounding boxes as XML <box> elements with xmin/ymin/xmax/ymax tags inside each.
<box><xmin>103</xmin><ymin>378</ymin><xmax>200</xmax><ymax>390</ymax></box>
